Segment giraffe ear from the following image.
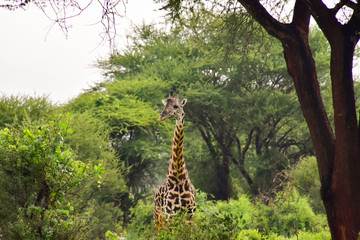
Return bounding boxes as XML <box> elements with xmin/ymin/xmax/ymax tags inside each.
<box><xmin>162</xmin><ymin>99</ymin><xmax>167</xmax><ymax>105</ymax></box>
<box><xmin>181</xmin><ymin>99</ymin><xmax>187</xmax><ymax>106</ymax></box>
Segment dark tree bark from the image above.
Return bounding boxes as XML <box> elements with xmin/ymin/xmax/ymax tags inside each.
<box><xmin>235</xmin><ymin>132</ymin><xmax>254</xmax><ymax>187</ymax></box>
<box><xmin>197</xmin><ymin>125</ymin><xmax>231</xmax><ymax>200</ymax></box>
<box><xmin>303</xmin><ymin>1</ymin><xmax>360</xmax><ymax>238</ymax></box>
<box><xmin>218</xmin><ymin>155</ymin><xmax>231</xmax><ymax>200</ymax></box>
<box><xmin>238</xmin><ymin>0</ymin><xmax>360</xmax><ymax>239</ymax></box>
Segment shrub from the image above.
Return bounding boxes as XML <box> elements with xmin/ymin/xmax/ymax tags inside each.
<box><xmin>254</xmin><ymin>186</ymin><xmax>328</xmax><ymax>237</ymax></box>
<box><xmin>236</xmin><ymin>229</ymin><xmax>262</xmax><ymax>240</ymax></box>
<box><xmin>0</xmin><ymin>115</ymin><xmax>102</xmax><ymax>239</ymax></box>
<box><xmin>193</xmin><ymin>193</ymin><xmax>255</xmax><ymax>239</ymax></box>
<box><xmin>124</xmin><ymin>189</ymin><xmax>329</xmax><ymax>239</ymax></box>
<box><xmin>125</xmin><ymin>197</ymin><xmax>156</xmax><ymax>240</ymax></box>
<box><xmin>292</xmin><ymin>157</ymin><xmax>325</xmax><ymax>213</ymax></box>
<box><xmin>288</xmin><ymin>229</ymin><xmax>331</xmax><ymax>240</ymax></box>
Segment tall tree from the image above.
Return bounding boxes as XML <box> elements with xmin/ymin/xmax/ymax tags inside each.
<box><xmin>159</xmin><ymin>0</ymin><xmax>360</xmax><ymax>239</ymax></box>
<box><xmin>97</xmin><ymin>20</ymin><xmax>327</xmax><ymax>201</ymax></box>
<box><xmin>65</xmin><ymin>74</ymin><xmax>173</xmax><ymax>202</ymax></box>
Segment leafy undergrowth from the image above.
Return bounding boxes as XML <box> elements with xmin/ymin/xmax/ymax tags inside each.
<box><xmin>122</xmin><ymin>189</ymin><xmax>330</xmax><ymax>240</ymax></box>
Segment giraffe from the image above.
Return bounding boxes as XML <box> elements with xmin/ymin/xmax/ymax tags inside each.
<box><xmin>153</xmin><ymin>91</ymin><xmax>196</xmax><ymax>230</ymax></box>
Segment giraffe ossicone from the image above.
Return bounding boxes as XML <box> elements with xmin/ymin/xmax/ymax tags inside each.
<box><xmin>153</xmin><ymin>91</ymin><xmax>196</xmax><ymax>230</ymax></box>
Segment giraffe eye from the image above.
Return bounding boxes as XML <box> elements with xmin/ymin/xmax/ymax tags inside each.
<box><xmin>173</xmin><ymin>105</ymin><xmax>178</xmax><ymax>109</ymax></box>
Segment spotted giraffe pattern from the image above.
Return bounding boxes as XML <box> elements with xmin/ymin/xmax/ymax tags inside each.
<box><xmin>154</xmin><ymin>91</ymin><xmax>196</xmax><ymax>230</ymax></box>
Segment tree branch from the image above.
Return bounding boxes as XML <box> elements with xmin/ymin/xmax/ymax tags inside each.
<box><xmin>292</xmin><ymin>0</ymin><xmax>311</xmax><ymax>33</ymax></box>
<box><xmin>302</xmin><ymin>0</ymin><xmax>341</xmax><ymax>42</ymax></box>
<box><xmin>239</xmin><ymin>129</ymin><xmax>254</xmax><ymax>162</ymax></box>
<box><xmin>236</xmin><ymin>0</ymin><xmax>288</xmax><ymax>40</ymax></box>
<box><xmin>238</xmin><ymin>0</ymin><xmax>335</xmax><ymax>187</ymax></box>
<box><xmin>332</xmin><ymin>0</ymin><xmax>358</xmax><ymax>13</ymax></box>
<box><xmin>234</xmin><ymin>133</ymin><xmax>254</xmax><ymax>185</ymax></box>
<box><xmin>1</xmin><ymin>0</ymin><xmax>126</xmax><ymax>48</ymax></box>
<box><xmin>197</xmin><ymin>124</ymin><xmax>217</xmax><ymax>157</ymax></box>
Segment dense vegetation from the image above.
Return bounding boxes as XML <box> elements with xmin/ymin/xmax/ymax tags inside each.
<box><xmin>2</xmin><ymin>8</ymin><xmax>354</xmax><ymax>240</ymax></box>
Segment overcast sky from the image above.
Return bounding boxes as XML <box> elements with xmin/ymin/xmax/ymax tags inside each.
<box><xmin>0</xmin><ymin>0</ymin><xmax>162</xmax><ymax>104</ymax></box>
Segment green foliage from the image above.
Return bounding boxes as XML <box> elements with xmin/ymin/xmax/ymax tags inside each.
<box><xmin>8</xmin><ymin>204</ymin><xmax>95</xmax><ymax>240</ymax></box>
<box><xmin>0</xmin><ymin>94</ymin><xmax>130</xmax><ymax>238</ymax></box>
<box><xmin>236</xmin><ymin>229</ymin><xmax>263</xmax><ymax>240</ymax></box>
<box><xmin>292</xmin><ymin>157</ymin><xmax>324</xmax><ymax>213</ymax></box>
<box><xmin>105</xmin><ymin>230</ymin><xmax>125</xmax><ymax>240</ymax></box>
<box><xmin>65</xmin><ymin>112</ymin><xmax>129</xmax><ymax>238</ymax></box>
<box><xmin>236</xmin><ymin>229</ymin><xmax>280</xmax><ymax>240</ymax></box>
<box><xmin>65</xmin><ymin>76</ymin><xmax>172</xmax><ymax>200</ymax></box>
<box><xmin>0</xmin><ymin>94</ymin><xmax>54</xmax><ymax>128</ymax></box>
<box><xmin>192</xmin><ymin>194</ymin><xmax>254</xmax><ymax>239</ymax></box>
<box><xmin>124</xmin><ymin>190</ymin><xmax>329</xmax><ymax>240</ymax></box>
<box><xmin>96</xmin><ymin>17</ymin><xmax>319</xmax><ymax>200</ymax></box>
<box><xmin>125</xmin><ymin>197</ymin><xmax>155</xmax><ymax>240</ymax></box>
<box><xmin>254</xmin><ymin>187</ymin><xmax>327</xmax><ymax>237</ymax></box>
<box><xmin>95</xmin><ymin>94</ymin><xmax>158</xmax><ymax>133</ymax></box>
<box><xmin>288</xmin><ymin>230</ymin><xmax>331</xmax><ymax>240</ymax></box>
<box><xmin>0</xmin><ymin>115</ymin><xmax>102</xmax><ymax>239</ymax></box>
<box><xmin>128</xmin><ymin>0</ymin><xmax>330</xmax><ymax>201</ymax></box>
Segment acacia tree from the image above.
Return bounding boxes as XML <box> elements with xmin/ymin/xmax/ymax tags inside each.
<box><xmin>159</xmin><ymin>0</ymin><xmax>360</xmax><ymax>239</ymax></box>
<box><xmin>97</xmin><ymin>18</ymin><xmax>324</xmax><ymax>202</ymax></box>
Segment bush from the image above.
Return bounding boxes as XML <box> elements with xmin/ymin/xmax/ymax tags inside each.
<box><xmin>236</xmin><ymin>229</ymin><xmax>287</xmax><ymax>240</ymax></box>
<box><xmin>0</xmin><ymin>115</ymin><xmax>102</xmax><ymax>239</ymax></box>
<box><xmin>193</xmin><ymin>193</ymin><xmax>255</xmax><ymax>239</ymax></box>
<box><xmin>288</xmin><ymin>229</ymin><xmax>331</xmax><ymax>240</ymax></box>
<box><xmin>124</xmin><ymin>189</ymin><xmax>330</xmax><ymax>240</ymax></box>
<box><xmin>292</xmin><ymin>157</ymin><xmax>325</xmax><ymax>213</ymax></box>
<box><xmin>125</xmin><ymin>197</ymin><xmax>155</xmax><ymax>240</ymax></box>
<box><xmin>65</xmin><ymin>112</ymin><xmax>129</xmax><ymax>239</ymax></box>
<box><xmin>236</xmin><ymin>229</ymin><xmax>262</xmax><ymax>240</ymax></box>
<box><xmin>254</xmin><ymin>186</ymin><xmax>328</xmax><ymax>237</ymax></box>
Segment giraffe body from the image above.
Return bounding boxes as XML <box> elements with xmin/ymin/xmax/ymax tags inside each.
<box><xmin>154</xmin><ymin>91</ymin><xmax>196</xmax><ymax>230</ymax></box>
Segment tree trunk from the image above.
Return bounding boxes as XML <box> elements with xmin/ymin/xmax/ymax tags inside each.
<box><xmin>238</xmin><ymin>0</ymin><xmax>360</xmax><ymax>238</ymax></box>
<box><xmin>300</xmin><ymin>1</ymin><xmax>360</xmax><ymax>238</ymax></box>
<box><xmin>197</xmin><ymin>125</ymin><xmax>231</xmax><ymax>200</ymax></box>
<box><xmin>283</xmin><ymin>29</ymin><xmax>360</xmax><ymax>240</ymax></box>
<box><xmin>219</xmin><ymin>155</ymin><xmax>231</xmax><ymax>200</ymax></box>
<box><xmin>322</xmin><ymin>28</ymin><xmax>360</xmax><ymax>240</ymax></box>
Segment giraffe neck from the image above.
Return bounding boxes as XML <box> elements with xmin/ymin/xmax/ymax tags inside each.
<box><xmin>167</xmin><ymin>114</ymin><xmax>188</xmax><ymax>182</ymax></box>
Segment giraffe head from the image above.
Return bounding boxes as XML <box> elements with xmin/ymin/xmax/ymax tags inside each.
<box><xmin>159</xmin><ymin>91</ymin><xmax>187</xmax><ymax>121</ymax></box>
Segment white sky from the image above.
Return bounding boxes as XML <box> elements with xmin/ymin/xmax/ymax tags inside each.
<box><xmin>0</xmin><ymin>0</ymin><xmax>162</xmax><ymax>104</ymax></box>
